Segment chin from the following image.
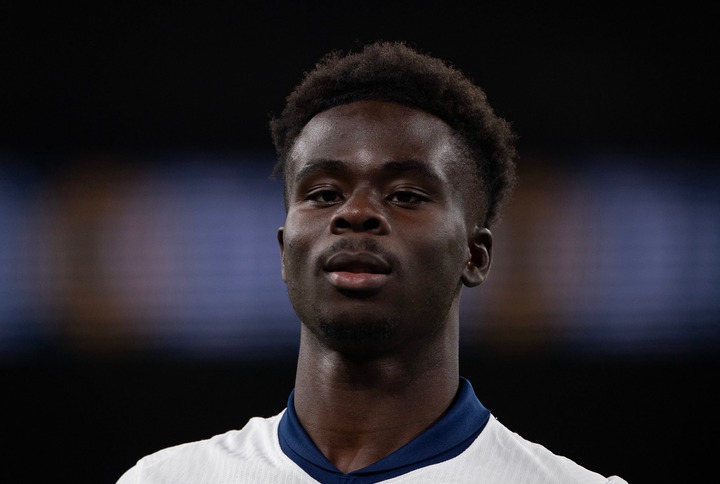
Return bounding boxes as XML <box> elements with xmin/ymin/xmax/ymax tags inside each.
<box><xmin>313</xmin><ymin>316</ymin><xmax>399</xmax><ymax>357</ymax></box>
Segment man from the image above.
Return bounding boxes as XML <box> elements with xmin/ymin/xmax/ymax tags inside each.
<box><xmin>118</xmin><ymin>42</ymin><xmax>627</xmax><ymax>483</ymax></box>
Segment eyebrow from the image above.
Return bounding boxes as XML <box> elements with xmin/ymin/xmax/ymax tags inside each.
<box><xmin>294</xmin><ymin>159</ymin><xmax>347</xmax><ymax>183</ymax></box>
<box><xmin>382</xmin><ymin>159</ymin><xmax>442</xmax><ymax>183</ymax></box>
<box><xmin>294</xmin><ymin>158</ymin><xmax>443</xmax><ymax>184</ymax></box>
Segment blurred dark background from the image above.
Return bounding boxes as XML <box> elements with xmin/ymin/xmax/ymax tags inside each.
<box><xmin>2</xmin><ymin>2</ymin><xmax>718</xmax><ymax>482</ymax></box>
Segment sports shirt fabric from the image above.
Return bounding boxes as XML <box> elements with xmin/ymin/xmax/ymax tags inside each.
<box><xmin>117</xmin><ymin>378</ymin><xmax>627</xmax><ymax>483</ymax></box>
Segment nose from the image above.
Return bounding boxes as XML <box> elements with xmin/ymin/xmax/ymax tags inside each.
<box><xmin>330</xmin><ymin>190</ymin><xmax>390</xmax><ymax>235</ymax></box>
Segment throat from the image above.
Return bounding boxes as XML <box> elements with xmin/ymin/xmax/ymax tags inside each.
<box><xmin>293</xmin><ymin>367</ymin><xmax>459</xmax><ymax>473</ymax></box>
<box><xmin>292</xmin><ymin>323</ymin><xmax>461</xmax><ymax>472</ymax></box>
<box><xmin>298</xmin><ymin>398</ymin><xmax>444</xmax><ymax>474</ymax></box>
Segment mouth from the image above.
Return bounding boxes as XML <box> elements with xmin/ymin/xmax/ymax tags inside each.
<box><xmin>323</xmin><ymin>252</ymin><xmax>392</xmax><ymax>292</ymax></box>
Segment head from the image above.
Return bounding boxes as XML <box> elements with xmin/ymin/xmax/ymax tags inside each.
<box><xmin>271</xmin><ymin>42</ymin><xmax>518</xmax><ymax>358</ymax></box>
<box><xmin>271</xmin><ymin>41</ymin><xmax>517</xmax><ymax>228</ymax></box>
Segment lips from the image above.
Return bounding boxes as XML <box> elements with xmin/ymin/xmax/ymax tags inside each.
<box><xmin>323</xmin><ymin>252</ymin><xmax>392</xmax><ymax>292</ymax></box>
<box><xmin>323</xmin><ymin>252</ymin><xmax>392</xmax><ymax>275</ymax></box>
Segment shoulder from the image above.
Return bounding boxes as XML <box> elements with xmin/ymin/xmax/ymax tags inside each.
<box><xmin>383</xmin><ymin>416</ymin><xmax>628</xmax><ymax>483</ymax></box>
<box><xmin>470</xmin><ymin>416</ymin><xmax>627</xmax><ymax>483</ymax></box>
<box><xmin>117</xmin><ymin>412</ymin><xmax>313</xmax><ymax>484</ymax></box>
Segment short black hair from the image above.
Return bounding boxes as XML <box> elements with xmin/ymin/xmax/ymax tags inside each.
<box><xmin>270</xmin><ymin>41</ymin><xmax>518</xmax><ymax>227</ymax></box>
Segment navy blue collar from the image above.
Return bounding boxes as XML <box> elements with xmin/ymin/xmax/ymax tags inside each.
<box><xmin>278</xmin><ymin>377</ymin><xmax>490</xmax><ymax>483</ymax></box>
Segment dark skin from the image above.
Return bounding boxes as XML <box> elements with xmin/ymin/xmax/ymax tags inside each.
<box><xmin>277</xmin><ymin>100</ymin><xmax>493</xmax><ymax>473</ymax></box>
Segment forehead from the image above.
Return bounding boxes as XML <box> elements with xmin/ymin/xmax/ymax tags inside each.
<box><xmin>287</xmin><ymin>100</ymin><xmax>462</xmax><ymax>180</ymax></box>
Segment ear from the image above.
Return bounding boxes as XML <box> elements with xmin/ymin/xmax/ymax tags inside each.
<box><xmin>277</xmin><ymin>226</ymin><xmax>286</xmax><ymax>282</ymax></box>
<box><xmin>461</xmin><ymin>226</ymin><xmax>493</xmax><ymax>287</ymax></box>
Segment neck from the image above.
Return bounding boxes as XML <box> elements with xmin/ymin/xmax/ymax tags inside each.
<box><xmin>292</xmin><ymin>323</ymin><xmax>460</xmax><ymax>473</ymax></box>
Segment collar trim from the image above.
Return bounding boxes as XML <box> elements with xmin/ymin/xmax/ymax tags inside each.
<box><xmin>278</xmin><ymin>378</ymin><xmax>490</xmax><ymax>483</ymax></box>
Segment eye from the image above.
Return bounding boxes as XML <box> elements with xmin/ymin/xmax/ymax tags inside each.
<box><xmin>388</xmin><ymin>190</ymin><xmax>429</xmax><ymax>206</ymax></box>
<box><xmin>307</xmin><ymin>189</ymin><xmax>343</xmax><ymax>205</ymax></box>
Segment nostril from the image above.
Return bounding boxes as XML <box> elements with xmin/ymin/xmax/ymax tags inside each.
<box><xmin>335</xmin><ymin>218</ymin><xmax>352</xmax><ymax>229</ymax></box>
<box><xmin>362</xmin><ymin>218</ymin><xmax>380</xmax><ymax>231</ymax></box>
<box><xmin>332</xmin><ymin>215</ymin><xmax>383</xmax><ymax>233</ymax></box>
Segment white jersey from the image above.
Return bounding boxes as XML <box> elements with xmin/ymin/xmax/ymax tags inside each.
<box><xmin>118</xmin><ymin>380</ymin><xmax>627</xmax><ymax>483</ymax></box>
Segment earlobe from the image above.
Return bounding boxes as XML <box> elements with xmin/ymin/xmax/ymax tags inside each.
<box><xmin>277</xmin><ymin>226</ymin><xmax>286</xmax><ymax>282</ymax></box>
<box><xmin>461</xmin><ymin>226</ymin><xmax>493</xmax><ymax>287</ymax></box>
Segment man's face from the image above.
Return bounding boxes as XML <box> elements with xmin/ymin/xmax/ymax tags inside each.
<box><xmin>278</xmin><ymin>100</ymin><xmax>491</xmax><ymax>356</ymax></box>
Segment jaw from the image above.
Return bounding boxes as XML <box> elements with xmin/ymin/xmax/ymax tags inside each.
<box><xmin>295</xmin><ymin>290</ymin><xmax>463</xmax><ymax>365</ymax></box>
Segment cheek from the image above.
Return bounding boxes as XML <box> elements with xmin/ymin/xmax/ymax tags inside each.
<box><xmin>405</xmin><ymin>228</ymin><xmax>467</xmax><ymax>283</ymax></box>
<box><xmin>281</xmin><ymin>214</ymin><xmax>324</xmax><ymax>271</ymax></box>
<box><xmin>434</xmin><ymin>223</ymin><xmax>471</xmax><ymax>277</ymax></box>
